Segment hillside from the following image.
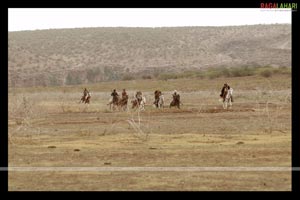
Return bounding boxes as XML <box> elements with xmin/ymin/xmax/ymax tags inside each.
<box><xmin>8</xmin><ymin>24</ymin><xmax>291</xmax><ymax>87</ymax></box>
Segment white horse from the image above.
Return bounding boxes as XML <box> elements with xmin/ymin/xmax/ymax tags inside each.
<box><xmin>140</xmin><ymin>96</ymin><xmax>146</xmax><ymax>110</ymax></box>
<box><xmin>223</xmin><ymin>88</ymin><xmax>233</xmax><ymax>109</ymax></box>
<box><xmin>132</xmin><ymin>96</ymin><xmax>146</xmax><ymax>111</ymax></box>
<box><xmin>157</xmin><ymin>95</ymin><xmax>164</xmax><ymax>109</ymax></box>
<box><xmin>107</xmin><ymin>97</ymin><xmax>114</xmax><ymax>110</ymax></box>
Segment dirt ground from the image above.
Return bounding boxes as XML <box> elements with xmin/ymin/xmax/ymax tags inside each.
<box><xmin>8</xmin><ymin>75</ymin><xmax>291</xmax><ymax>191</ymax></box>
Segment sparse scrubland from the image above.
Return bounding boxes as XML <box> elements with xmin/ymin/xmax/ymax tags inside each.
<box><xmin>8</xmin><ymin>24</ymin><xmax>291</xmax><ymax>191</ymax></box>
<box><xmin>8</xmin><ymin>74</ymin><xmax>291</xmax><ymax>191</ymax></box>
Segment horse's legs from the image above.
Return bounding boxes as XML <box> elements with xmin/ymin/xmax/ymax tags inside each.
<box><xmin>229</xmin><ymin>99</ymin><xmax>232</xmax><ymax>108</ymax></box>
<box><xmin>140</xmin><ymin>102</ymin><xmax>145</xmax><ymax>111</ymax></box>
<box><xmin>170</xmin><ymin>101</ymin><xmax>174</xmax><ymax>108</ymax></box>
<box><xmin>223</xmin><ymin>100</ymin><xmax>227</xmax><ymax>109</ymax></box>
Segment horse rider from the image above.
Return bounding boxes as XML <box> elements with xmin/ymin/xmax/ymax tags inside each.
<box><xmin>111</xmin><ymin>89</ymin><xmax>119</xmax><ymax>104</ymax></box>
<box><xmin>121</xmin><ymin>89</ymin><xmax>128</xmax><ymax>103</ymax></box>
<box><xmin>83</xmin><ymin>88</ymin><xmax>88</xmax><ymax>98</ymax></box>
<box><xmin>154</xmin><ymin>90</ymin><xmax>162</xmax><ymax>107</ymax></box>
<box><xmin>122</xmin><ymin>89</ymin><xmax>127</xmax><ymax>98</ymax></box>
<box><xmin>220</xmin><ymin>83</ymin><xmax>233</xmax><ymax>102</ymax></box>
<box><xmin>135</xmin><ymin>91</ymin><xmax>142</xmax><ymax>105</ymax></box>
<box><xmin>83</xmin><ymin>88</ymin><xmax>91</xmax><ymax>100</ymax></box>
<box><xmin>172</xmin><ymin>90</ymin><xmax>180</xmax><ymax>103</ymax></box>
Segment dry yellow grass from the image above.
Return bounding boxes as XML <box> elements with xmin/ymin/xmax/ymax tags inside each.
<box><xmin>8</xmin><ymin>74</ymin><xmax>291</xmax><ymax>191</ymax></box>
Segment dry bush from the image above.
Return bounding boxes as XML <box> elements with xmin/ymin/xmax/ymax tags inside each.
<box><xmin>59</xmin><ymin>90</ymin><xmax>72</xmax><ymax>113</ymax></box>
<box><xmin>9</xmin><ymin>95</ymin><xmax>37</xmax><ymax>125</ymax></box>
<box><xmin>8</xmin><ymin>94</ymin><xmax>43</xmax><ymax>144</ymax></box>
<box><xmin>126</xmin><ymin>109</ymin><xmax>149</xmax><ymax>141</ymax></box>
<box><xmin>252</xmin><ymin>84</ymin><xmax>291</xmax><ymax>134</ymax></box>
<box><xmin>260</xmin><ymin>69</ymin><xmax>273</xmax><ymax>78</ymax></box>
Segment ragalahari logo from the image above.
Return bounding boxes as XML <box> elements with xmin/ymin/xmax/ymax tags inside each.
<box><xmin>260</xmin><ymin>2</ymin><xmax>297</xmax><ymax>11</ymax></box>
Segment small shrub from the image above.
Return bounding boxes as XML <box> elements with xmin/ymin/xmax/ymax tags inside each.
<box><xmin>122</xmin><ymin>74</ymin><xmax>135</xmax><ymax>81</ymax></box>
<box><xmin>260</xmin><ymin>69</ymin><xmax>272</xmax><ymax>78</ymax></box>
<box><xmin>196</xmin><ymin>73</ymin><xmax>205</xmax><ymax>79</ymax></box>
<box><xmin>66</xmin><ymin>73</ymin><xmax>82</xmax><ymax>85</ymax></box>
<box><xmin>230</xmin><ymin>68</ymin><xmax>246</xmax><ymax>77</ymax></box>
<box><xmin>49</xmin><ymin>75</ymin><xmax>60</xmax><ymax>86</ymax></box>
<box><xmin>158</xmin><ymin>73</ymin><xmax>178</xmax><ymax>80</ymax></box>
<box><xmin>221</xmin><ymin>68</ymin><xmax>231</xmax><ymax>77</ymax></box>
<box><xmin>142</xmin><ymin>75</ymin><xmax>152</xmax><ymax>79</ymax></box>
<box><xmin>205</xmin><ymin>70</ymin><xmax>222</xmax><ymax>79</ymax></box>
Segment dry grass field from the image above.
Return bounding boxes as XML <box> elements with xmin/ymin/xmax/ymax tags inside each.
<box><xmin>8</xmin><ymin>74</ymin><xmax>291</xmax><ymax>191</ymax></box>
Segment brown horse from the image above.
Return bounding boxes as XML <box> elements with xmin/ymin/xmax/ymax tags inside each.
<box><xmin>170</xmin><ymin>94</ymin><xmax>181</xmax><ymax>109</ymax></box>
<box><xmin>108</xmin><ymin>95</ymin><xmax>128</xmax><ymax>111</ymax></box>
<box><xmin>80</xmin><ymin>93</ymin><xmax>91</xmax><ymax>104</ymax></box>
<box><xmin>119</xmin><ymin>95</ymin><xmax>129</xmax><ymax>111</ymax></box>
<box><xmin>154</xmin><ymin>90</ymin><xmax>162</xmax><ymax>108</ymax></box>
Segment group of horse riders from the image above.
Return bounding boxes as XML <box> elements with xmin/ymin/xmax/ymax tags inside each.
<box><xmin>112</xmin><ymin>89</ymin><xmax>180</xmax><ymax>108</ymax></box>
<box><xmin>80</xmin><ymin>83</ymin><xmax>233</xmax><ymax>108</ymax></box>
<box><xmin>111</xmin><ymin>89</ymin><xmax>129</xmax><ymax>105</ymax></box>
<box><xmin>109</xmin><ymin>89</ymin><xmax>144</xmax><ymax>109</ymax></box>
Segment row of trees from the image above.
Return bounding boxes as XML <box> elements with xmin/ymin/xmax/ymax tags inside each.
<box><xmin>9</xmin><ymin>65</ymin><xmax>290</xmax><ymax>87</ymax></box>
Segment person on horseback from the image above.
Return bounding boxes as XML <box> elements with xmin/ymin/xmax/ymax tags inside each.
<box><xmin>171</xmin><ymin>90</ymin><xmax>181</xmax><ymax>108</ymax></box>
<box><xmin>173</xmin><ymin>90</ymin><xmax>180</xmax><ymax>103</ymax></box>
<box><xmin>220</xmin><ymin>83</ymin><xmax>233</xmax><ymax>102</ymax></box>
<box><xmin>121</xmin><ymin>89</ymin><xmax>128</xmax><ymax>104</ymax></box>
<box><xmin>220</xmin><ymin>83</ymin><xmax>227</xmax><ymax>102</ymax></box>
<box><xmin>173</xmin><ymin>90</ymin><xmax>179</xmax><ymax>99</ymax></box>
<box><xmin>86</xmin><ymin>89</ymin><xmax>91</xmax><ymax>98</ymax></box>
<box><xmin>122</xmin><ymin>89</ymin><xmax>127</xmax><ymax>98</ymax></box>
<box><xmin>83</xmin><ymin>88</ymin><xmax>88</xmax><ymax>98</ymax></box>
<box><xmin>80</xmin><ymin>88</ymin><xmax>90</xmax><ymax>103</ymax></box>
<box><xmin>136</xmin><ymin>91</ymin><xmax>142</xmax><ymax>105</ymax></box>
<box><xmin>154</xmin><ymin>90</ymin><xmax>161</xmax><ymax>108</ymax></box>
<box><xmin>111</xmin><ymin>89</ymin><xmax>119</xmax><ymax>104</ymax></box>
